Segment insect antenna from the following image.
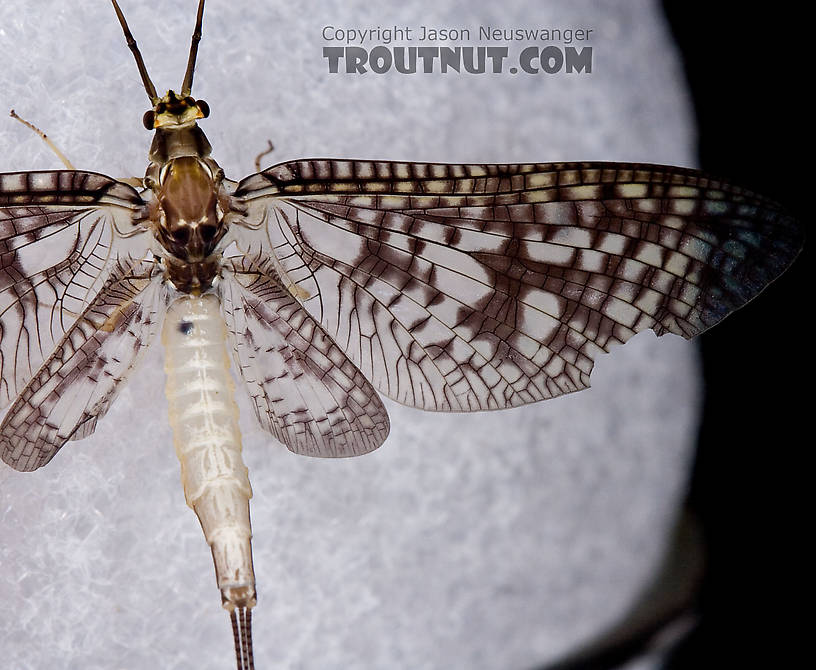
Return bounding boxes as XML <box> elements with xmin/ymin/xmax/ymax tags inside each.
<box><xmin>181</xmin><ymin>0</ymin><xmax>207</xmax><ymax>96</ymax></box>
<box><xmin>230</xmin><ymin>607</ymin><xmax>255</xmax><ymax>670</ymax></box>
<box><xmin>110</xmin><ymin>0</ymin><xmax>159</xmax><ymax>104</ymax></box>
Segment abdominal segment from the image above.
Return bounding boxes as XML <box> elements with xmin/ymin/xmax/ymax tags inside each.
<box><xmin>162</xmin><ymin>293</ymin><xmax>256</xmax><ymax>610</ymax></box>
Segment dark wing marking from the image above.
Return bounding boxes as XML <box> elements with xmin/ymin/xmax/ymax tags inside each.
<box><xmin>219</xmin><ymin>256</ymin><xmax>389</xmax><ymax>457</ymax></box>
<box><xmin>232</xmin><ymin>160</ymin><xmax>802</xmax><ymax>411</ymax></box>
<box><xmin>1</xmin><ymin>170</ymin><xmax>149</xmax><ymax>409</ymax></box>
<box><xmin>0</xmin><ymin>259</ymin><xmax>166</xmax><ymax>471</ymax></box>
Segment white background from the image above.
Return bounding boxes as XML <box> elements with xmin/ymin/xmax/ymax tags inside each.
<box><xmin>1</xmin><ymin>2</ymin><xmax>700</xmax><ymax>669</ymax></box>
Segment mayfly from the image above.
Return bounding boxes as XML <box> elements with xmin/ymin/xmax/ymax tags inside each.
<box><xmin>0</xmin><ymin>1</ymin><xmax>802</xmax><ymax>668</ymax></box>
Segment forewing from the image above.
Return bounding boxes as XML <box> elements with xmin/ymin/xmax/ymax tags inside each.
<box><xmin>233</xmin><ymin>160</ymin><xmax>802</xmax><ymax>411</ymax></box>
<box><xmin>0</xmin><ymin>259</ymin><xmax>166</xmax><ymax>471</ymax></box>
<box><xmin>219</xmin><ymin>256</ymin><xmax>389</xmax><ymax>457</ymax></box>
<box><xmin>1</xmin><ymin>170</ymin><xmax>149</xmax><ymax>408</ymax></box>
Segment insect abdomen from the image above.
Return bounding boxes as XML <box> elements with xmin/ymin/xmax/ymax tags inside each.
<box><xmin>162</xmin><ymin>294</ymin><xmax>256</xmax><ymax>609</ymax></box>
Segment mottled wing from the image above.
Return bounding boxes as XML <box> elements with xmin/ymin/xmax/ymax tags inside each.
<box><xmin>1</xmin><ymin>170</ymin><xmax>150</xmax><ymax>407</ymax></box>
<box><xmin>0</xmin><ymin>259</ymin><xmax>165</xmax><ymax>471</ymax></box>
<box><xmin>232</xmin><ymin>160</ymin><xmax>801</xmax><ymax>411</ymax></box>
<box><xmin>219</xmin><ymin>256</ymin><xmax>389</xmax><ymax>457</ymax></box>
<box><xmin>1</xmin><ymin>170</ymin><xmax>156</xmax><ymax>470</ymax></box>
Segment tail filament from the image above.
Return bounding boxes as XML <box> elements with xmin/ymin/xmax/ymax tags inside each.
<box><xmin>230</xmin><ymin>607</ymin><xmax>255</xmax><ymax>670</ymax></box>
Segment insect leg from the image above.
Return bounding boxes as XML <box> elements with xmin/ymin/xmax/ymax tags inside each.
<box><xmin>253</xmin><ymin>140</ymin><xmax>275</xmax><ymax>173</ymax></box>
<box><xmin>8</xmin><ymin>110</ymin><xmax>75</xmax><ymax>170</ymax></box>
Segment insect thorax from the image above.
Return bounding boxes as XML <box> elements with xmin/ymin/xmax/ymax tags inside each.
<box><xmin>147</xmin><ymin>125</ymin><xmax>229</xmax><ymax>294</ymax></box>
<box><xmin>149</xmin><ymin>125</ymin><xmax>212</xmax><ymax>165</ymax></box>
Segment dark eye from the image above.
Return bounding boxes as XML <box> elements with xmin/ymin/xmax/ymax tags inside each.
<box><xmin>200</xmin><ymin>225</ymin><xmax>217</xmax><ymax>242</ymax></box>
<box><xmin>142</xmin><ymin>110</ymin><xmax>155</xmax><ymax>130</ymax></box>
<box><xmin>197</xmin><ymin>99</ymin><xmax>210</xmax><ymax>118</ymax></box>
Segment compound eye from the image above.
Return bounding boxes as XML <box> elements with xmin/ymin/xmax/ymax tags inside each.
<box><xmin>197</xmin><ymin>99</ymin><xmax>210</xmax><ymax>118</ymax></box>
<box><xmin>142</xmin><ymin>110</ymin><xmax>155</xmax><ymax>130</ymax></box>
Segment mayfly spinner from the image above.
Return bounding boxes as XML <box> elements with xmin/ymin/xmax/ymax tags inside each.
<box><xmin>0</xmin><ymin>1</ymin><xmax>802</xmax><ymax>668</ymax></box>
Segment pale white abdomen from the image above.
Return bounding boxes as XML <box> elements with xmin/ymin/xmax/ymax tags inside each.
<box><xmin>162</xmin><ymin>293</ymin><xmax>256</xmax><ymax>610</ymax></box>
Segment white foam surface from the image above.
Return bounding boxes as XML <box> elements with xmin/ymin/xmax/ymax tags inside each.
<box><xmin>1</xmin><ymin>2</ymin><xmax>699</xmax><ymax>668</ymax></box>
